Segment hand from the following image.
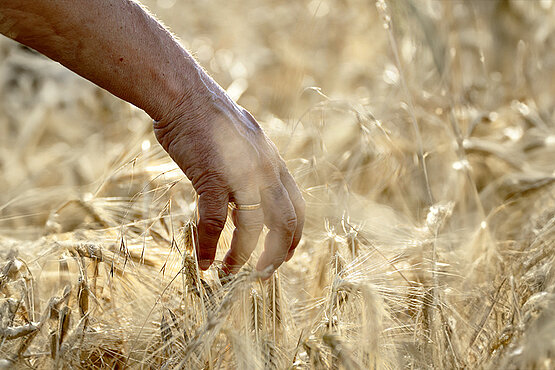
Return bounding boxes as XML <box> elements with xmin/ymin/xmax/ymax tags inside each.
<box><xmin>0</xmin><ymin>0</ymin><xmax>304</xmax><ymax>276</ymax></box>
<box><xmin>153</xmin><ymin>77</ymin><xmax>305</xmax><ymax>277</ymax></box>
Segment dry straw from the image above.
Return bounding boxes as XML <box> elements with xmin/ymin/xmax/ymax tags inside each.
<box><xmin>0</xmin><ymin>0</ymin><xmax>554</xmax><ymax>368</ymax></box>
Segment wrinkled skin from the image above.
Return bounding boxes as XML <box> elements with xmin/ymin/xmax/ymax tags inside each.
<box><xmin>154</xmin><ymin>77</ymin><xmax>305</xmax><ymax>276</ymax></box>
<box><xmin>0</xmin><ymin>0</ymin><xmax>304</xmax><ymax>277</ymax></box>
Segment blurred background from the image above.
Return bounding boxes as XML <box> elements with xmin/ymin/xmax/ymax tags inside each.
<box><xmin>1</xmin><ymin>0</ymin><xmax>554</xmax><ymax>238</ymax></box>
<box><xmin>0</xmin><ymin>1</ymin><xmax>554</xmax><ymax>368</ymax></box>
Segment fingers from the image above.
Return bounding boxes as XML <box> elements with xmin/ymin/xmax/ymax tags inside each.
<box><xmin>222</xmin><ymin>169</ymin><xmax>303</xmax><ymax>275</ymax></box>
<box><xmin>256</xmin><ymin>183</ymin><xmax>297</xmax><ymax>276</ymax></box>
<box><xmin>223</xmin><ymin>189</ymin><xmax>264</xmax><ymax>274</ymax></box>
<box><xmin>196</xmin><ymin>189</ymin><xmax>229</xmax><ymax>270</ymax></box>
<box><xmin>280</xmin><ymin>168</ymin><xmax>305</xmax><ymax>262</ymax></box>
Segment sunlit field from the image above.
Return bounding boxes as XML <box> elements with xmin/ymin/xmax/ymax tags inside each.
<box><xmin>1</xmin><ymin>0</ymin><xmax>554</xmax><ymax>368</ymax></box>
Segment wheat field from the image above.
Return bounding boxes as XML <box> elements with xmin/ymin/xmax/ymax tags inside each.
<box><xmin>0</xmin><ymin>0</ymin><xmax>554</xmax><ymax>368</ymax></box>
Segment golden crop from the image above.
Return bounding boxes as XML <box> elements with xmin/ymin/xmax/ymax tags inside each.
<box><xmin>0</xmin><ymin>1</ymin><xmax>553</xmax><ymax>368</ymax></box>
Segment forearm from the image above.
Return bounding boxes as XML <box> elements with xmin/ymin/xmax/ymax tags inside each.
<box><xmin>0</xmin><ymin>0</ymin><xmax>305</xmax><ymax>276</ymax></box>
<box><xmin>0</xmin><ymin>0</ymin><xmax>207</xmax><ymax>121</ymax></box>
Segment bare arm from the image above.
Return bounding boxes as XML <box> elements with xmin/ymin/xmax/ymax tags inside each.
<box><xmin>0</xmin><ymin>0</ymin><xmax>202</xmax><ymax>121</ymax></box>
<box><xmin>0</xmin><ymin>0</ymin><xmax>305</xmax><ymax>277</ymax></box>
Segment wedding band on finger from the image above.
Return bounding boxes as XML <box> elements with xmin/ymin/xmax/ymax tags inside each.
<box><xmin>229</xmin><ymin>202</ymin><xmax>262</xmax><ymax>211</ymax></box>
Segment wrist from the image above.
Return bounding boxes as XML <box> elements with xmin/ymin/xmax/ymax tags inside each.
<box><xmin>152</xmin><ymin>62</ymin><xmax>235</xmax><ymax>131</ymax></box>
<box><xmin>148</xmin><ymin>56</ymin><xmax>206</xmax><ymax>121</ymax></box>
<box><xmin>152</xmin><ymin>66</ymin><xmax>220</xmax><ymax>150</ymax></box>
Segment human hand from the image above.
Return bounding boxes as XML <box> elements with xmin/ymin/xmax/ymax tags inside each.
<box><xmin>154</xmin><ymin>77</ymin><xmax>304</xmax><ymax>278</ymax></box>
<box><xmin>0</xmin><ymin>0</ymin><xmax>303</xmax><ymax>277</ymax></box>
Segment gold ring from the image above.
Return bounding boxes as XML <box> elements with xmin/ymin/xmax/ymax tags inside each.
<box><xmin>229</xmin><ymin>202</ymin><xmax>262</xmax><ymax>211</ymax></box>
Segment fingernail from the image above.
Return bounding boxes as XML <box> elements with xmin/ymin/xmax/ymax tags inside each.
<box><xmin>199</xmin><ymin>260</ymin><xmax>211</xmax><ymax>270</ymax></box>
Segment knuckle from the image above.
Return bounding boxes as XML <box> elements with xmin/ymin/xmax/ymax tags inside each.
<box><xmin>241</xmin><ymin>219</ymin><xmax>264</xmax><ymax>234</ymax></box>
<box><xmin>279</xmin><ymin>212</ymin><xmax>297</xmax><ymax>234</ymax></box>
<box><xmin>193</xmin><ymin>170</ymin><xmax>228</xmax><ymax>194</ymax></box>
<box><xmin>259</xmin><ymin>160</ymin><xmax>278</xmax><ymax>181</ymax></box>
<box><xmin>202</xmin><ymin>217</ymin><xmax>226</xmax><ymax>236</ymax></box>
<box><xmin>232</xmin><ymin>163</ymin><xmax>258</xmax><ymax>183</ymax></box>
